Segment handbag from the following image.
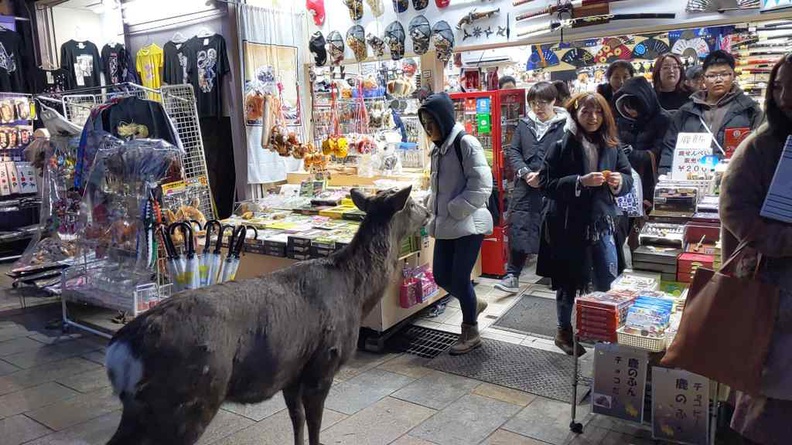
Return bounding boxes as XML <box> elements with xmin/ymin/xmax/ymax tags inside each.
<box><xmin>614</xmin><ymin>168</ymin><xmax>644</xmax><ymax>218</ymax></box>
<box><xmin>661</xmin><ymin>241</ymin><xmax>779</xmax><ymax>395</ymax></box>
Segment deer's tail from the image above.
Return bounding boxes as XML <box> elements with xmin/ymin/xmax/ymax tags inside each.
<box><xmin>105</xmin><ymin>341</ymin><xmax>143</xmax><ymax>400</ymax></box>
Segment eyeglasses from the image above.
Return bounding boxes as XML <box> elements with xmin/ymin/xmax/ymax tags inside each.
<box><xmin>704</xmin><ymin>72</ymin><xmax>733</xmax><ymax>81</ymax></box>
<box><xmin>661</xmin><ymin>65</ymin><xmax>680</xmax><ymax>72</ymax></box>
<box><xmin>530</xmin><ymin>100</ymin><xmax>552</xmax><ymax>107</ymax></box>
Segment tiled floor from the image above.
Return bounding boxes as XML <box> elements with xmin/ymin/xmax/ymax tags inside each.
<box><xmin>0</xmin><ymin>300</ymin><xmax>664</xmax><ymax>445</ymax></box>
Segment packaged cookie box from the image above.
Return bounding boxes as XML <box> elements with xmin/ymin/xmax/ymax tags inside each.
<box><xmin>676</xmin><ymin>253</ymin><xmax>715</xmax><ymax>283</ymax></box>
<box><xmin>263</xmin><ymin>233</ymin><xmax>289</xmax><ymax>257</ymax></box>
<box><xmin>684</xmin><ymin>221</ymin><xmax>721</xmax><ymax>244</ymax></box>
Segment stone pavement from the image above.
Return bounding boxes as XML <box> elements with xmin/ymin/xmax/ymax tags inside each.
<box><xmin>0</xmin><ymin>302</ymin><xmax>662</xmax><ymax>445</ymax></box>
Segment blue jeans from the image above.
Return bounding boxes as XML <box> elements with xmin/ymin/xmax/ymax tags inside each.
<box><xmin>556</xmin><ymin>232</ymin><xmax>619</xmax><ymax>330</ymax></box>
<box><xmin>433</xmin><ymin>235</ymin><xmax>484</xmax><ymax>325</ymax></box>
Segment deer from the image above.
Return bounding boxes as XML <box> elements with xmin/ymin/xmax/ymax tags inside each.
<box><xmin>104</xmin><ymin>186</ymin><xmax>429</xmax><ymax>445</ymax></box>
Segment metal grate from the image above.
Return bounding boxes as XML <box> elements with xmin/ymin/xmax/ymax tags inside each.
<box><xmin>387</xmin><ymin>325</ymin><xmax>459</xmax><ymax>359</ymax></box>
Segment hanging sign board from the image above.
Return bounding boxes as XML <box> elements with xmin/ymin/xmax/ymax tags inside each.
<box><xmin>592</xmin><ymin>343</ymin><xmax>648</xmax><ymax>423</ymax></box>
<box><xmin>651</xmin><ymin>367</ymin><xmax>710</xmax><ymax>445</ymax></box>
<box><xmin>671</xmin><ymin>133</ymin><xmax>713</xmax><ymax>180</ymax></box>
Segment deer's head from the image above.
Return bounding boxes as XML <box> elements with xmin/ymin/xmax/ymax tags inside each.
<box><xmin>350</xmin><ymin>186</ymin><xmax>429</xmax><ymax>242</ymax></box>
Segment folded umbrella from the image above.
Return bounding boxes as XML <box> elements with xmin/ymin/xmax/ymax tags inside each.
<box><xmin>221</xmin><ymin>226</ymin><xmax>247</xmax><ymax>283</ymax></box>
<box><xmin>213</xmin><ymin>225</ymin><xmax>235</xmax><ymax>285</ymax></box>
<box><xmin>200</xmin><ymin>220</ymin><xmax>222</xmax><ymax>287</ymax></box>
<box><xmin>180</xmin><ymin>222</ymin><xmax>200</xmax><ymax>290</ymax></box>
<box><xmin>168</xmin><ymin>222</ymin><xmax>190</xmax><ymax>291</ymax></box>
<box><xmin>159</xmin><ymin>225</ymin><xmax>182</xmax><ymax>292</ymax></box>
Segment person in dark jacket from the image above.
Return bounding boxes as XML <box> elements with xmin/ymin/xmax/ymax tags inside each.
<box><xmin>653</xmin><ymin>53</ymin><xmax>691</xmax><ymax>112</ymax></box>
<box><xmin>537</xmin><ymin>92</ymin><xmax>634</xmax><ymax>356</ymax></box>
<box><xmin>685</xmin><ymin>65</ymin><xmax>705</xmax><ymax>94</ymax></box>
<box><xmin>596</xmin><ymin>61</ymin><xmax>634</xmax><ymax>112</ymax></box>
<box><xmin>553</xmin><ymin>80</ymin><xmax>571</xmax><ymax>106</ymax></box>
<box><xmin>614</xmin><ymin>76</ymin><xmax>671</xmax><ymax>207</ymax></box>
<box><xmin>495</xmin><ymin>82</ymin><xmax>569</xmax><ymax>294</ymax></box>
<box><xmin>659</xmin><ymin>50</ymin><xmax>763</xmax><ymax>174</ymax></box>
<box><xmin>419</xmin><ymin>93</ymin><xmax>493</xmax><ymax>355</ymax></box>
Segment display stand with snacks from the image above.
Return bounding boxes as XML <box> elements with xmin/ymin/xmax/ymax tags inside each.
<box><xmin>0</xmin><ymin>93</ymin><xmax>40</xmax><ymax>263</ymax></box>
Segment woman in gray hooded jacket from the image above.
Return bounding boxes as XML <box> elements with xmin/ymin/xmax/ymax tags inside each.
<box><xmin>420</xmin><ymin>92</ymin><xmax>493</xmax><ymax>355</ymax></box>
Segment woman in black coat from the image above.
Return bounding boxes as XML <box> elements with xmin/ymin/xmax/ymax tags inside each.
<box><xmin>537</xmin><ymin>92</ymin><xmax>634</xmax><ymax>356</ymax></box>
<box><xmin>495</xmin><ymin>82</ymin><xmax>569</xmax><ymax>294</ymax></box>
<box><xmin>596</xmin><ymin>60</ymin><xmax>634</xmax><ymax>112</ymax></box>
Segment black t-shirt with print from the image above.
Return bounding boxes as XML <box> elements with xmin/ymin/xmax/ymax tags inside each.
<box><xmin>163</xmin><ymin>39</ymin><xmax>195</xmax><ymax>85</ymax></box>
<box><xmin>99</xmin><ymin>96</ymin><xmax>180</xmax><ymax>146</ymax></box>
<box><xmin>34</xmin><ymin>68</ymin><xmax>73</xmax><ymax>94</ymax></box>
<box><xmin>0</xmin><ymin>30</ymin><xmax>26</xmax><ymax>93</ymax></box>
<box><xmin>188</xmin><ymin>34</ymin><xmax>230</xmax><ymax>118</ymax></box>
<box><xmin>101</xmin><ymin>43</ymin><xmax>130</xmax><ymax>85</ymax></box>
<box><xmin>61</xmin><ymin>40</ymin><xmax>101</xmax><ymax>88</ymax></box>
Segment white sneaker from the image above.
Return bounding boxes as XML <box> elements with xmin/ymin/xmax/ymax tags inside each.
<box><xmin>494</xmin><ymin>275</ymin><xmax>520</xmax><ymax>294</ymax></box>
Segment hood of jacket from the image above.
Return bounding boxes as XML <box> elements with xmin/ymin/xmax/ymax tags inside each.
<box><xmin>614</xmin><ymin>76</ymin><xmax>661</xmax><ymax>122</ymax></box>
<box><xmin>524</xmin><ymin>107</ymin><xmax>569</xmax><ymax>129</ymax></box>
<box><xmin>418</xmin><ymin>92</ymin><xmax>457</xmax><ymax>144</ymax></box>
<box><xmin>690</xmin><ymin>84</ymin><xmax>744</xmax><ymax>109</ymax></box>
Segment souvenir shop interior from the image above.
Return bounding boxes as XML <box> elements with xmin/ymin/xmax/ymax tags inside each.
<box><xmin>0</xmin><ymin>0</ymin><xmax>789</xmax><ymax>441</ymax></box>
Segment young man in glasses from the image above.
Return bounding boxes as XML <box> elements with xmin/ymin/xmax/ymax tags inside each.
<box><xmin>658</xmin><ymin>50</ymin><xmax>763</xmax><ymax>174</ymax></box>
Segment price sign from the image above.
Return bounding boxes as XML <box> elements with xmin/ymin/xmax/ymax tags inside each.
<box><xmin>652</xmin><ymin>367</ymin><xmax>709</xmax><ymax>445</ymax></box>
<box><xmin>671</xmin><ymin>133</ymin><xmax>713</xmax><ymax>180</ymax></box>
<box><xmin>592</xmin><ymin>343</ymin><xmax>648</xmax><ymax>423</ymax></box>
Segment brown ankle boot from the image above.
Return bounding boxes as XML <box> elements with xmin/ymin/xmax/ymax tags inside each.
<box><xmin>450</xmin><ymin>323</ymin><xmax>482</xmax><ymax>355</ymax></box>
<box><xmin>554</xmin><ymin>327</ymin><xmax>586</xmax><ymax>356</ymax></box>
<box><xmin>476</xmin><ymin>298</ymin><xmax>488</xmax><ymax>317</ymax></box>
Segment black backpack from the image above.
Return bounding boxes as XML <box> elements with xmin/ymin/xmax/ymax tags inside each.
<box><xmin>452</xmin><ymin>131</ymin><xmax>500</xmax><ymax>226</ymax></box>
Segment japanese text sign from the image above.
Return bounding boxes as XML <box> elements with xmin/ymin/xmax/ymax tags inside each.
<box><xmin>671</xmin><ymin>133</ymin><xmax>713</xmax><ymax>180</ymax></box>
<box><xmin>592</xmin><ymin>343</ymin><xmax>648</xmax><ymax>423</ymax></box>
<box><xmin>652</xmin><ymin>367</ymin><xmax>710</xmax><ymax>445</ymax></box>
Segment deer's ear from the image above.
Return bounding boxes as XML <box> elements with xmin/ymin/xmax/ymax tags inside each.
<box><xmin>389</xmin><ymin>186</ymin><xmax>412</xmax><ymax>212</ymax></box>
<box><xmin>350</xmin><ymin>188</ymin><xmax>369</xmax><ymax>212</ymax></box>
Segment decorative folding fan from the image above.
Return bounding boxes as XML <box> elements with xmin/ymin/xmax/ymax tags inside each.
<box><xmin>561</xmin><ymin>47</ymin><xmax>594</xmax><ymax>68</ymax></box>
<box><xmin>527</xmin><ymin>45</ymin><xmax>560</xmax><ymax>70</ymax></box>
<box><xmin>633</xmin><ymin>38</ymin><xmax>671</xmax><ymax>60</ymax></box>
<box><xmin>672</xmin><ymin>37</ymin><xmax>710</xmax><ymax>59</ymax></box>
<box><xmin>594</xmin><ymin>38</ymin><xmax>633</xmax><ymax>64</ymax></box>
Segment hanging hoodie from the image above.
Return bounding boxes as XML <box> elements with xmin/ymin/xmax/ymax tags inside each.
<box><xmin>614</xmin><ymin>76</ymin><xmax>671</xmax><ymax>204</ymax></box>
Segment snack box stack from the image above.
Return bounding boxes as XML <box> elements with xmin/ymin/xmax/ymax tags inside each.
<box><xmin>677</xmin><ymin>252</ymin><xmax>715</xmax><ymax>284</ymax></box>
<box><xmin>287</xmin><ymin>230</ymin><xmax>326</xmax><ymax>260</ymax></box>
<box><xmin>575</xmin><ymin>291</ymin><xmax>638</xmax><ymax>343</ymax></box>
<box><xmin>620</xmin><ymin>295</ymin><xmax>674</xmax><ymax>340</ymax></box>
<box><xmin>611</xmin><ymin>272</ymin><xmax>660</xmax><ymax>292</ymax></box>
<box><xmin>633</xmin><ymin>245</ymin><xmax>682</xmax><ymax>283</ymax></box>
<box><xmin>263</xmin><ymin>233</ymin><xmax>289</xmax><ymax>257</ymax></box>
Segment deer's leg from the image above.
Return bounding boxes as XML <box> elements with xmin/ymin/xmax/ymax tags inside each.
<box><xmin>283</xmin><ymin>383</ymin><xmax>306</xmax><ymax>445</ymax></box>
<box><xmin>302</xmin><ymin>377</ymin><xmax>333</xmax><ymax>445</ymax></box>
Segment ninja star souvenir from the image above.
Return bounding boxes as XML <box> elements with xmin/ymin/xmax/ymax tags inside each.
<box><xmin>393</xmin><ymin>0</ymin><xmax>408</xmax><ymax>13</ymax></box>
<box><xmin>384</xmin><ymin>21</ymin><xmax>406</xmax><ymax>61</ymax></box>
<box><xmin>309</xmin><ymin>32</ymin><xmax>327</xmax><ymax>67</ymax></box>
<box><xmin>413</xmin><ymin>0</ymin><xmax>429</xmax><ymax>10</ymax></box>
<box><xmin>409</xmin><ymin>16</ymin><xmax>432</xmax><ymax>56</ymax></box>
<box><xmin>432</xmin><ymin>20</ymin><xmax>455</xmax><ymax>63</ymax></box>
<box><xmin>327</xmin><ymin>31</ymin><xmax>345</xmax><ymax>66</ymax></box>
<box><xmin>347</xmin><ymin>25</ymin><xmax>367</xmax><ymax>62</ymax></box>
<box><xmin>306</xmin><ymin>0</ymin><xmax>325</xmax><ymax>26</ymax></box>
<box><xmin>343</xmin><ymin>0</ymin><xmax>364</xmax><ymax>21</ymax></box>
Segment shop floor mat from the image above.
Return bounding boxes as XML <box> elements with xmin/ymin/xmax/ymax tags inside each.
<box><xmin>387</xmin><ymin>325</ymin><xmax>459</xmax><ymax>359</ymax></box>
<box><xmin>427</xmin><ymin>339</ymin><xmax>591</xmax><ymax>403</ymax></box>
<box><xmin>492</xmin><ymin>294</ymin><xmax>557</xmax><ymax>339</ymax></box>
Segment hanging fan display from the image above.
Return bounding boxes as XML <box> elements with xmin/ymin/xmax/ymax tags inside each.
<box><xmin>527</xmin><ymin>45</ymin><xmax>560</xmax><ymax>71</ymax></box>
<box><xmin>561</xmin><ymin>47</ymin><xmax>594</xmax><ymax>68</ymax></box>
<box><xmin>409</xmin><ymin>16</ymin><xmax>432</xmax><ymax>56</ymax></box>
<box><xmin>737</xmin><ymin>0</ymin><xmax>760</xmax><ymax>7</ymax></box>
<box><xmin>672</xmin><ymin>37</ymin><xmax>710</xmax><ymax>59</ymax></box>
<box><xmin>633</xmin><ymin>38</ymin><xmax>671</xmax><ymax>60</ymax></box>
<box><xmin>594</xmin><ymin>38</ymin><xmax>633</xmax><ymax>64</ymax></box>
<box><xmin>347</xmin><ymin>25</ymin><xmax>367</xmax><ymax>62</ymax></box>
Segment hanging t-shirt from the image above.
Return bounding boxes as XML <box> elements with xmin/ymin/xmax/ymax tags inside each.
<box><xmin>189</xmin><ymin>34</ymin><xmax>230</xmax><ymax>118</ymax></box>
<box><xmin>35</xmin><ymin>68</ymin><xmax>73</xmax><ymax>94</ymax></box>
<box><xmin>61</xmin><ymin>40</ymin><xmax>101</xmax><ymax>88</ymax></box>
<box><xmin>136</xmin><ymin>44</ymin><xmax>164</xmax><ymax>91</ymax></box>
<box><xmin>0</xmin><ymin>30</ymin><xmax>26</xmax><ymax>92</ymax></box>
<box><xmin>102</xmin><ymin>43</ymin><xmax>133</xmax><ymax>85</ymax></box>
<box><xmin>163</xmin><ymin>39</ymin><xmax>195</xmax><ymax>85</ymax></box>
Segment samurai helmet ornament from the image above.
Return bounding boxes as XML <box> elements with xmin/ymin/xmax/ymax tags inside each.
<box><xmin>432</xmin><ymin>21</ymin><xmax>455</xmax><ymax>63</ymax></box>
<box><xmin>343</xmin><ymin>0</ymin><xmax>364</xmax><ymax>21</ymax></box>
<box><xmin>306</xmin><ymin>0</ymin><xmax>325</xmax><ymax>26</ymax></box>
<box><xmin>384</xmin><ymin>21</ymin><xmax>406</xmax><ymax>61</ymax></box>
<box><xmin>327</xmin><ymin>31</ymin><xmax>345</xmax><ymax>66</ymax></box>
<box><xmin>409</xmin><ymin>15</ymin><xmax>432</xmax><ymax>56</ymax></box>
<box><xmin>346</xmin><ymin>25</ymin><xmax>367</xmax><ymax>62</ymax></box>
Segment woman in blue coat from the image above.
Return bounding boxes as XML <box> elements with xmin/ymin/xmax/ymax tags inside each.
<box><xmin>496</xmin><ymin>82</ymin><xmax>568</xmax><ymax>294</ymax></box>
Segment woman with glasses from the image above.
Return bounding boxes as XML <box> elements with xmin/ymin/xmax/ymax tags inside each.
<box><xmin>536</xmin><ymin>93</ymin><xmax>633</xmax><ymax>356</ymax></box>
<box><xmin>659</xmin><ymin>50</ymin><xmax>763</xmax><ymax>174</ymax></box>
<box><xmin>652</xmin><ymin>53</ymin><xmax>691</xmax><ymax>112</ymax></box>
<box><xmin>496</xmin><ymin>82</ymin><xmax>569</xmax><ymax>294</ymax></box>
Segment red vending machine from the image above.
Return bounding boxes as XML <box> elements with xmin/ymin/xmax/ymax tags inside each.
<box><xmin>450</xmin><ymin>89</ymin><xmax>526</xmax><ymax>277</ymax></box>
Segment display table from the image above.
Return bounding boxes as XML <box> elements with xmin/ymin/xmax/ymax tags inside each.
<box><xmin>234</xmin><ymin>237</ymin><xmax>481</xmax><ymax>351</ymax></box>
